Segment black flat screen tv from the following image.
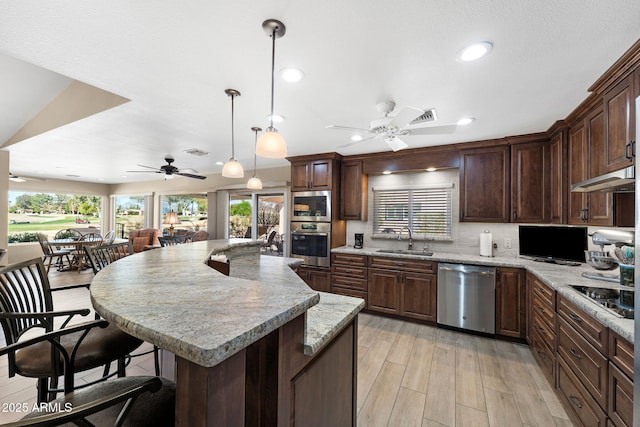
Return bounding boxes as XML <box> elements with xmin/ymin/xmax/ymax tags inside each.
<box><xmin>518</xmin><ymin>225</ymin><xmax>587</xmax><ymax>263</ymax></box>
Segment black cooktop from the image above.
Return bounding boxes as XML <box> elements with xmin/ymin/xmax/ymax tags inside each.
<box><xmin>568</xmin><ymin>285</ymin><xmax>634</xmax><ymax>319</ymax></box>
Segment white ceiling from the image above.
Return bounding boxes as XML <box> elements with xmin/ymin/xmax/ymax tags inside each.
<box><xmin>1</xmin><ymin>0</ymin><xmax>639</xmax><ymax>184</ymax></box>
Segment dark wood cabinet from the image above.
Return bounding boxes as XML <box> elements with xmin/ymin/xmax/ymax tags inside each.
<box><xmin>495</xmin><ymin>267</ymin><xmax>526</xmax><ymax>339</ymax></box>
<box><xmin>330</xmin><ymin>253</ymin><xmax>368</xmax><ymax>305</ymax></box>
<box><xmin>296</xmin><ymin>265</ymin><xmax>330</xmax><ymax>292</ymax></box>
<box><xmin>549</xmin><ymin>129</ymin><xmax>567</xmax><ymax>223</ymax></box>
<box><xmin>568</xmin><ymin>124</ymin><xmax>588</xmax><ymax>224</ymax></box>
<box><xmin>340</xmin><ymin>160</ymin><xmax>368</xmax><ymax>221</ymax></box>
<box><xmin>604</xmin><ymin>74</ymin><xmax>636</xmax><ymax>171</ymax></box>
<box><xmin>367</xmin><ymin>256</ymin><xmax>437</xmax><ymax>321</ymax></box>
<box><xmin>459</xmin><ymin>145</ymin><xmax>510</xmax><ymax>222</ymax></box>
<box><xmin>528</xmin><ymin>274</ymin><xmax>557</xmax><ymax>387</ymax></box>
<box><xmin>510</xmin><ymin>140</ymin><xmax>550</xmax><ymax>223</ymax></box>
<box><xmin>291</xmin><ymin>159</ymin><xmax>333</xmax><ymax>191</ymax></box>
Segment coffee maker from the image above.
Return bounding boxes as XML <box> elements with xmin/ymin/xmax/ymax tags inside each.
<box><xmin>354</xmin><ymin>233</ymin><xmax>364</xmax><ymax>249</ymax></box>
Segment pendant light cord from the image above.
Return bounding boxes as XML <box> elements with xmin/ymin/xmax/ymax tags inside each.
<box><xmin>231</xmin><ymin>93</ymin><xmax>236</xmax><ymax>159</ymax></box>
<box><xmin>253</xmin><ymin>130</ymin><xmax>258</xmax><ymax>177</ymax></box>
<box><xmin>269</xmin><ymin>27</ymin><xmax>276</xmax><ymax>129</ymax></box>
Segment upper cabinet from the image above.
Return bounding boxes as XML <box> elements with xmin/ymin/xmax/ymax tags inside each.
<box><xmin>510</xmin><ymin>138</ymin><xmax>550</xmax><ymax>223</ymax></box>
<box><xmin>604</xmin><ymin>74</ymin><xmax>636</xmax><ymax>170</ymax></box>
<box><xmin>459</xmin><ymin>145</ymin><xmax>510</xmax><ymax>222</ymax></box>
<box><xmin>288</xmin><ymin>153</ymin><xmax>342</xmax><ymax>192</ymax></box>
<box><xmin>340</xmin><ymin>160</ymin><xmax>368</xmax><ymax>221</ymax></box>
<box><xmin>549</xmin><ymin>127</ymin><xmax>567</xmax><ymax>223</ymax></box>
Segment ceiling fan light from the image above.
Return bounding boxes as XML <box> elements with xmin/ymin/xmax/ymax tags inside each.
<box><xmin>247</xmin><ymin>176</ymin><xmax>263</xmax><ymax>190</ymax></box>
<box><xmin>256</xmin><ymin>129</ymin><xmax>287</xmax><ymax>158</ymax></box>
<box><xmin>222</xmin><ymin>159</ymin><xmax>244</xmax><ymax>178</ymax></box>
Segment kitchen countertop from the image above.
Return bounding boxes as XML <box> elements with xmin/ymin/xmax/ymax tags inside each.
<box><xmin>90</xmin><ymin>239</ymin><xmax>364</xmax><ymax>368</ymax></box>
<box><xmin>333</xmin><ymin>246</ymin><xmax>634</xmax><ymax>342</ymax></box>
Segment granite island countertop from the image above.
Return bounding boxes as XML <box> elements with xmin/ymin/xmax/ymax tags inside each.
<box><xmin>90</xmin><ymin>239</ymin><xmax>364</xmax><ymax>368</ymax></box>
<box><xmin>333</xmin><ymin>246</ymin><xmax>633</xmax><ymax>342</ymax></box>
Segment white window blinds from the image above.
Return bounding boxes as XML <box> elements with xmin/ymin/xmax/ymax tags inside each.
<box><xmin>373</xmin><ymin>186</ymin><xmax>452</xmax><ymax>239</ymax></box>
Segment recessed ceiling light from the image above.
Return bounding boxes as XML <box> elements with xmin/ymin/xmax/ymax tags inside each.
<box><xmin>280</xmin><ymin>68</ymin><xmax>304</xmax><ymax>82</ymax></box>
<box><xmin>457</xmin><ymin>117</ymin><xmax>475</xmax><ymax>126</ymax></box>
<box><xmin>382</xmin><ymin>170</ymin><xmax>392</xmax><ymax>175</ymax></box>
<box><xmin>457</xmin><ymin>41</ymin><xmax>493</xmax><ymax>62</ymax></box>
<box><xmin>268</xmin><ymin>113</ymin><xmax>285</xmax><ymax>123</ymax></box>
<box><xmin>350</xmin><ymin>135</ymin><xmax>363</xmax><ymax>142</ymax></box>
<box><xmin>426</xmin><ymin>167</ymin><xmax>437</xmax><ymax>172</ymax></box>
<box><xmin>215</xmin><ymin>161</ymin><xmax>224</xmax><ymax>166</ymax></box>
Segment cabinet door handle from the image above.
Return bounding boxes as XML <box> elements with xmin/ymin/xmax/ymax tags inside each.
<box><xmin>537</xmin><ymin>350</ymin><xmax>547</xmax><ymax>359</ymax></box>
<box><xmin>580</xmin><ymin>208</ymin><xmax>588</xmax><ymax>222</ymax></box>
<box><xmin>536</xmin><ymin>305</ymin><xmax>545</xmax><ymax>314</ymax></box>
<box><xmin>568</xmin><ymin>312</ymin><xmax>582</xmax><ymax>323</ymax></box>
<box><xmin>625</xmin><ymin>141</ymin><xmax>634</xmax><ymax>160</ymax></box>
<box><xmin>569</xmin><ymin>347</ymin><xmax>582</xmax><ymax>359</ymax></box>
<box><xmin>395</xmin><ymin>262</ymin><xmax>405</xmax><ymax>267</ymax></box>
<box><xmin>569</xmin><ymin>394</ymin><xmax>582</xmax><ymax>409</ymax></box>
<box><xmin>513</xmin><ymin>209</ymin><xmax>518</xmax><ymax>221</ymax></box>
<box><xmin>345</xmin><ymin>269</ymin><xmax>353</xmax><ymax>273</ymax></box>
<box><xmin>536</xmin><ymin>325</ymin><xmax>545</xmax><ymax>332</ymax></box>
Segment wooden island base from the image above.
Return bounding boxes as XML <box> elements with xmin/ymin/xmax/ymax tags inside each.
<box><xmin>168</xmin><ymin>314</ymin><xmax>358</xmax><ymax>427</ymax></box>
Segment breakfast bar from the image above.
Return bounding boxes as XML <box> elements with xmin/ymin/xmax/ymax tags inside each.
<box><xmin>90</xmin><ymin>239</ymin><xmax>364</xmax><ymax>426</ymax></box>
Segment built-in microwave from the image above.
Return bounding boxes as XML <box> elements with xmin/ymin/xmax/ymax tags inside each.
<box><xmin>291</xmin><ymin>190</ymin><xmax>331</xmax><ymax>222</ymax></box>
<box><xmin>290</xmin><ymin>222</ymin><xmax>331</xmax><ymax>267</ymax></box>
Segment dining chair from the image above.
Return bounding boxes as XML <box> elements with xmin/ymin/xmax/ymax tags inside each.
<box><xmin>36</xmin><ymin>233</ymin><xmax>72</xmax><ymax>273</ymax></box>
<box><xmin>158</xmin><ymin>236</ymin><xmax>186</xmax><ymax>247</ymax></box>
<box><xmin>85</xmin><ymin>242</ymin><xmax>161</xmax><ymax>376</ymax></box>
<box><xmin>103</xmin><ymin>229</ymin><xmax>117</xmax><ymax>244</ymax></box>
<box><xmin>0</xmin><ymin>258</ymin><xmax>144</xmax><ymax>403</ymax></box>
<box><xmin>54</xmin><ymin>228</ymin><xmax>83</xmax><ymax>241</ymax></box>
<box><xmin>70</xmin><ymin>232</ymin><xmax>103</xmax><ymax>272</ymax></box>
<box><xmin>0</xmin><ymin>322</ymin><xmax>175</xmax><ymax>426</ymax></box>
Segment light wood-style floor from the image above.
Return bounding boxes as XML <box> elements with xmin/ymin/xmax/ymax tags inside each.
<box><xmin>0</xmin><ymin>268</ymin><xmax>574</xmax><ymax>426</ymax></box>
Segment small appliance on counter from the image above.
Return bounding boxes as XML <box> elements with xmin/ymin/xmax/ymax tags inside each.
<box><xmin>354</xmin><ymin>233</ymin><xmax>363</xmax><ymax>249</ymax></box>
<box><xmin>582</xmin><ymin>229</ymin><xmax>635</xmax><ymax>284</ymax></box>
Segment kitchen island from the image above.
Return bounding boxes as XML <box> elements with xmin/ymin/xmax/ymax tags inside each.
<box><xmin>90</xmin><ymin>239</ymin><xmax>364</xmax><ymax>426</ymax></box>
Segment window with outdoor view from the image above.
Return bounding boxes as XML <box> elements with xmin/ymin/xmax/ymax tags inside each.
<box><xmin>160</xmin><ymin>195</ymin><xmax>207</xmax><ymax>234</ymax></box>
<box><xmin>372</xmin><ymin>185</ymin><xmax>453</xmax><ymax>240</ymax></box>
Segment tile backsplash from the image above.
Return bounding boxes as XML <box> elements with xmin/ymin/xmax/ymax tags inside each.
<box><xmin>344</xmin><ymin>169</ymin><xmax>632</xmax><ymax>258</ymax></box>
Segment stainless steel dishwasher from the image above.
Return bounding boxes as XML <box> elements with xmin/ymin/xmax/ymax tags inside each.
<box><xmin>437</xmin><ymin>263</ymin><xmax>496</xmax><ymax>334</ymax></box>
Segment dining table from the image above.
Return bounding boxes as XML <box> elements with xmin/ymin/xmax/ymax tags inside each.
<box><xmin>49</xmin><ymin>238</ymin><xmax>103</xmax><ymax>272</ymax></box>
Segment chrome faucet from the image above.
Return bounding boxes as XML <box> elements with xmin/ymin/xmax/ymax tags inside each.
<box><xmin>399</xmin><ymin>227</ymin><xmax>413</xmax><ymax>250</ymax></box>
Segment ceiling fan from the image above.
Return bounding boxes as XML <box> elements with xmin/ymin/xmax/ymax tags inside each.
<box><xmin>327</xmin><ymin>101</ymin><xmax>458</xmax><ymax>151</ymax></box>
<box><xmin>127</xmin><ymin>155</ymin><xmax>207</xmax><ymax>180</ymax></box>
<box><xmin>9</xmin><ymin>173</ymin><xmax>46</xmax><ymax>183</ymax></box>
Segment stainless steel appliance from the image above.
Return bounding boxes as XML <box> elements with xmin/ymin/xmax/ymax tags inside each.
<box><xmin>291</xmin><ymin>191</ymin><xmax>331</xmax><ymax>222</ymax></box>
<box><xmin>437</xmin><ymin>263</ymin><xmax>496</xmax><ymax>334</ymax></box>
<box><xmin>290</xmin><ymin>222</ymin><xmax>331</xmax><ymax>267</ymax></box>
<box><xmin>354</xmin><ymin>233</ymin><xmax>363</xmax><ymax>249</ymax></box>
<box><xmin>568</xmin><ymin>285</ymin><xmax>634</xmax><ymax>319</ymax></box>
<box><xmin>582</xmin><ymin>229</ymin><xmax>635</xmax><ymax>283</ymax></box>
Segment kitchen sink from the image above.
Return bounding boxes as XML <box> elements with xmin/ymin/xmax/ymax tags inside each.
<box><xmin>376</xmin><ymin>249</ymin><xmax>433</xmax><ymax>256</ymax></box>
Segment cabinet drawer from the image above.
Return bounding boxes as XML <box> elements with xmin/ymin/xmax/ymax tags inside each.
<box><xmin>532</xmin><ymin>293</ymin><xmax>556</xmax><ymax>332</ymax></box>
<box><xmin>532</xmin><ymin>277</ymin><xmax>555</xmax><ymax>310</ymax></box>
<box><xmin>331</xmin><ymin>275</ymin><xmax>367</xmax><ymax>291</ymax></box>
<box><xmin>332</xmin><ymin>264</ymin><xmax>367</xmax><ymax>278</ymax></box>
<box><xmin>331</xmin><ymin>286</ymin><xmax>367</xmax><ymax>305</ymax></box>
<box><xmin>558</xmin><ymin>357</ymin><xmax>607</xmax><ymax>427</ymax></box>
<box><xmin>368</xmin><ymin>256</ymin><xmax>436</xmax><ymax>273</ymax></box>
<box><xmin>557</xmin><ymin>295</ymin><xmax>608</xmax><ymax>354</ymax></box>
<box><xmin>608</xmin><ymin>362</ymin><xmax>633</xmax><ymax>427</ymax></box>
<box><xmin>557</xmin><ymin>317</ymin><xmax>608</xmax><ymax>408</ymax></box>
<box><xmin>331</xmin><ymin>253</ymin><xmax>367</xmax><ymax>267</ymax></box>
<box><xmin>609</xmin><ymin>330</ymin><xmax>634</xmax><ymax>379</ymax></box>
<box><xmin>531</xmin><ymin>312</ymin><xmax>556</xmax><ymax>349</ymax></box>
<box><xmin>531</xmin><ymin>329</ymin><xmax>555</xmax><ymax>386</ymax></box>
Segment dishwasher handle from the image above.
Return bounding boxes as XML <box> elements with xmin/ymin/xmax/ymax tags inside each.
<box><xmin>439</xmin><ymin>266</ymin><xmax>495</xmax><ymax>276</ymax></box>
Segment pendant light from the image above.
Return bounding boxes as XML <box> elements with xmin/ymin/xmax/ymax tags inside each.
<box><xmin>247</xmin><ymin>127</ymin><xmax>263</xmax><ymax>189</ymax></box>
<box><xmin>256</xmin><ymin>19</ymin><xmax>288</xmax><ymax>158</ymax></box>
<box><xmin>222</xmin><ymin>88</ymin><xmax>244</xmax><ymax>178</ymax></box>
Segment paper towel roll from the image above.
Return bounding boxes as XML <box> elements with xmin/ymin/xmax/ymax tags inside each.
<box><xmin>480</xmin><ymin>230</ymin><xmax>493</xmax><ymax>257</ymax></box>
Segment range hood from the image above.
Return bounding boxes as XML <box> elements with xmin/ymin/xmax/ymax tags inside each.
<box><xmin>571</xmin><ymin>165</ymin><xmax>635</xmax><ymax>193</ymax></box>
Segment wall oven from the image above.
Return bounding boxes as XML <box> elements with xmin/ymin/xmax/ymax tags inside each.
<box><xmin>291</xmin><ymin>191</ymin><xmax>331</xmax><ymax>222</ymax></box>
<box><xmin>290</xmin><ymin>222</ymin><xmax>331</xmax><ymax>267</ymax></box>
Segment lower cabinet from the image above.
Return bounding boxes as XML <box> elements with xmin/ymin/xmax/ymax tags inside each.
<box><xmin>367</xmin><ymin>257</ymin><xmax>437</xmax><ymax>322</ymax></box>
<box><xmin>296</xmin><ymin>265</ymin><xmax>331</xmax><ymax>292</ymax></box>
<box><xmin>495</xmin><ymin>267</ymin><xmax>526</xmax><ymax>338</ymax></box>
<box><xmin>331</xmin><ymin>253</ymin><xmax>368</xmax><ymax>305</ymax></box>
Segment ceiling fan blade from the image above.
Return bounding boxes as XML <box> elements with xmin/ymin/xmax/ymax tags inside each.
<box><xmin>136</xmin><ymin>164</ymin><xmax>162</xmax><ymax>171</ymax></box>
<box><xmin>178</xmin><ymin>168</ymin><xmax>199</xmax><ymax>174</ymax></box>
<box><xmin>175</xmin><ymin>172</ymin><xmax>207</xmax><ymax>180</ymax></box>
<box><xmin>9</xmin><ymin>174</ymin><xmax>46</xmax><ymax>182</ymax></box>
<box><xmin>389</xmin><ymin>106</ymin><xmax>424</xmax><ymax>128</ymax></box>
<box><xmin>385</xmin><ymin>136</ymin><xmax>409</xmax><ymax>152</ymax></box>
<box><xmin>326</xmin><ymin>125</ymin><xmax>373</xmax><ymax>133</ymax></box>
<box><xmin>406</xmin><ymin>124</ymin><xmax>458</xmax><ymax>135</ymax></box>
<box><xmin>336</xmin><ymin>134</ymin><xmax>379</xmax><ymax>149</ymax></box>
